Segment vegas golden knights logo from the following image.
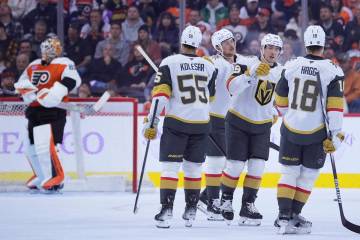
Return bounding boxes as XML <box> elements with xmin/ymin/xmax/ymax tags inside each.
<box><xmin>255</xmin><ymin>80</ymin><xmax>275</xmax><ymax>105</ymax></box>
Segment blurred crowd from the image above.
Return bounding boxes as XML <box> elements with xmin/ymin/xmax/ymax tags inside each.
<box><xmin>0</xmin><ymin>0</ymin><xmax>359</xmax><ymax>112</ymax></box>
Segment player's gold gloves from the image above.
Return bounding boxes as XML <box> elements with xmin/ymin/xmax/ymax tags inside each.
<box><xmin>323</xmin><ymin>131</ymin><xmax>345</xmax><ymax>154</ymax></box>
<box><xmin>255</xmin><ymin>62</ymin><xmax>271</xmax><ymax>76</ymax></box>
<box><xmin>142</xmin><ymin>117</ymin><xmax>160</xmax><ymax>140</ymax></box>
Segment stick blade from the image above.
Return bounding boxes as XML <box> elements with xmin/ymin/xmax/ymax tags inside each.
<box><xmin>93</xmin><ymin>91</ymin><xmax>111</xmax><ymax>112</ymax></box>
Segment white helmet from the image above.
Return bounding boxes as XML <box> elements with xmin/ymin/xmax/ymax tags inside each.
<box><xmin>211</xmin><ymin>29</ymin><xmax>234</xmax><ymax>51</ymax></box>
<box><xmin>261</xmin><ymin>33</ymin><xmax>283</xmax><ymax>49</ymax></box>
<box><xmin>304</xmin><ymin>25</ymin><xmax>325</xmax><ymax>47</ymax></box>
<box><xmin>181</xmin><ymin>25</ymin><xmax>202</xmax><ymax>48</ymax></box>
<box><xmin>40</xmin><ymin>36</ymin><xmax>62</xmax><ymax>62</ymax></box>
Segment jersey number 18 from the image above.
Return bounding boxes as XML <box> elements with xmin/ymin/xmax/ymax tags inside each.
<box><xmin>290</xmin><ymin>78</ymin><xmax>319</xmax><ymax>112</ymax></box>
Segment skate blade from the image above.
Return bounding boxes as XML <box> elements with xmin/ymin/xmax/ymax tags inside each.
<box><xmin>196</xmin><ymin>202</ymin><xmax>208</xmax><ymax>216</ymax></box>
<box><xmin>225</xmin><ymin>219</ymin><xmax>232</xmax><ymax>226</ymax></box>
<box><xmin>155</xmin><ymin>220</ymin><xmax>170</xmax><ymax>228</ymax></box>
<box><xmin>184</xmin><ymin>219</ymin><xmax>194</xmax><ymax>227</ymax></box>
<box><xmin>238</xmin><ymin>217</ymin><xmax>261</xmax><ymax>226</ymax></box>
<box><xmin>293</xmin><ymin>226</ymin><xmax>311</xmax><ymax>234</ymax></box>
<box><xmin>207</xmin><ymin>213</ymin><xmax>224</xmax><ymax>221</ymax></box>
<box><xmin>276</xmin><ymin>225</ymin><xmax>297</xmax><ymax>234</ymax></box>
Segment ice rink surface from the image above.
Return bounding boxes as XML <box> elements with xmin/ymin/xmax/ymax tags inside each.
<box><xmin>1</xmin><ymin>189</ymin><xmax>359</xmax><ymax>240</ymax></box>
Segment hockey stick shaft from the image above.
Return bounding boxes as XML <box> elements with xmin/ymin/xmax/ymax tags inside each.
<box><xmin>316</xmin><ymin>71</ymin><xmax>360</xmax><ymax>233</ymax></box>
<box><xmin>133</xmin><ymin>99</ymin><xmax>159</xmax><ymax>214</ymax></box>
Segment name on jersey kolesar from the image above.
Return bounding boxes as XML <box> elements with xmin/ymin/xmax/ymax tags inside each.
<box><xmin>180</xmin><ymin>62</ymin><xmax>205</xmax><ymax>72</ymax></box>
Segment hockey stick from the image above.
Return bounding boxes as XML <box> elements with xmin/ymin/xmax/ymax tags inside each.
<box><xmin>133</xmin><ymin>99</ymin><xmax>159</xmax><ymax>214</ymax></box>
<box><xmin>316</xmin><ymin>71</ymin><xmax>360</xmax><ymax>234</ymax></box>
<box><xmin>137</xmin><ymin>45</ymin><xmax>280</xmax><ymax>153</ymax></box>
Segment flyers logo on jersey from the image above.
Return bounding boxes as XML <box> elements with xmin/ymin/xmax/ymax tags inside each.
<box><xmin>31</xmin><ymin>71</ymin><xmax>50</xmax><ymax>86</ymax></box>
<box><xmin>255</xmin><ymin>80</ymin><xmax>275</xmax><ymax>105</ymax></box>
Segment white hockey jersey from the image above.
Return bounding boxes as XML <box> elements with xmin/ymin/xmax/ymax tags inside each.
<box><xmin>151</xmin><ymin>53</ymin><xmax>217</xmax><ymax>134</ymax></box>
<box><xmin>226</xmin><ymin>56</ymin><xmax>282</xmax><ymax>131</ymax></box>
<box><xmin>275</xmin><ymin>55</ymin><xmax>344</xmax><ymax>144</ymax></box>
<box><xmin>210</xmin><ymin>53</ymin><xmax>247</xmax><ymax>118</ymax></box>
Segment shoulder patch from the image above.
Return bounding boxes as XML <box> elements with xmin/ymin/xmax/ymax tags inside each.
<box><xmin>202</xmin><ymin>56</ymin><xmax>214</xmax><ymax>64</ymax></box>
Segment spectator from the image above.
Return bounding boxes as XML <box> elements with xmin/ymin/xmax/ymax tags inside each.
<box><xmin>18</xmin><ymin>39</ymin><xmax>37</xmax><ymax>62</ymax></box>
<box><xmin>86</xmin><ymin>43</ymin><xmax>123</xmax><ymax>96</ymax></box>
<box><xmin>217</xmin><ymin>5</ymin><xmax>247</xmax><ymax>52</ymax></box>
<box><xmin>319</xmin><ymin>4</ymin><xmax>344</xmax><ymax>52</ymax></box>
<box><xmin>242</xmin><ymin>39</ymin><xmax>260</xmax><ymax>56</ymax></box>
<box><xmin>22</xmin><ymin>0</ymin><xmax>57</xmax><ymax>34</ymax></box>
<box><xmin>0</xmin><ymin>71</ymin><xmax>16</xmax><ymax>96</ymax></box>
<box><xmin>344</xmin><ymin>3</ymin><xmax>360</xmax><ymax>51</ymax></box>
<box><xmin>341</xmin><ymin>53</ymin><xmax>360</xmax><ymax>112</ymax></box>
<box><xmin>7</xmin><ymin>0</ymin><xmax>37</xmax><ymax>20</ymax></box>
<box><xmin>201</xmin><ymin>0</ymin><xmax>228</xmax><ymax>31</ymax></box>
<box><xmin>119</xmin><ymin>45</ymin><xmax>153</xmax><ymax>102</ymax></box>
<box><xmin>23</xmin><ymin>19</ymin><xmax>48</xmax><ymax>58</ymax></box>
<box><xmin>69</xmin><ymin>2</ymin><xmax>93</xmax><ymax>29</ymax></box>
<box><xmin>330</xmin><ymin>0</ymin><xmax>353</xmax><ymax>25</ymax></box>
<box><xmin>94</xmin><ymin>20</ymin><xmax>130</xmax><ymax>66</ymax></box>
<box><xmin>0</xmin><ymin>22</ymin><xmax>17</xmax><ymax>67</ymax></box>
<box><xmin>64</xmin><ymin>22</ymin><xmax>92</xmax><ymax>76</ymax></box>
<box><xmin>283</xmin><ymin>29</ymin><xmax>302</xmax><ymax>56</ymax></box>
<box><xmin>187</xmin><ymin>9</ymin><xmax>212</xmax><ymax>50</ymax></box>
<box><xmin>0</xmin><ymin>51</ymin><xmax>7</xmax><ymax>74</ymax></box>
<box><xmin>153</xmin><ymin>12</ymin><xmax>179</xmax><ymax>57</ymax></box>
<box><xmin>272</xmin><ymin>0</ymin><xmax>300</xmax><ymax>23</ymax></box>
<box><xmin>138</xmin><ymin>0</ymin><xmax>158</xmax><ymax>32</ymax></box>
<box><xmin>77</xmin><ymin>82</ymin><xmax>92</xmax><ymax>98</ymax></box>
<box><xmin>278</xmin><ymin>42</ymin><xmax>295</xmax><ymax>65</ymax></box>
<box><xmin>103</xmin><ymin>0</ymin><xmax>128</xmax><ymax>23</ymax></box>
<box><xmin>122</xmin><ymin>5</ymin><xmax>144</xmax><ymax>43</ymax></box>
<box><xmin>129</xmin><ymin>25</ymin><xmax>161</xmax><ymax>64</ymax></box>
<box><xmin>3</xmin><ymin>53</ymin><xmax>29</xmax><ymax>80</ymax></box>
<box><xmin>81</xmin><ymin>9</ymin><xmax>111</xmax><ymax>39</ymax></box>
<box><xmin>239</xmin><ymin>0</ymin><xmax>259</xmax><ymax>27</ymax></box>
<box><xmin>246</xmin><ymin>7</ymin><xmax>273</xmax><ymax>46</ymax></box>
<box><xmin>0</xmin><ymin>4</ymin><xmax>23</xmax><ymax>41</ymax></box>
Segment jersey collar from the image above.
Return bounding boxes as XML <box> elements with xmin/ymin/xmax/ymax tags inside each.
<box><xmin>305</xmin><ymin>54</ymin><xmax>324</xmax><ymax>60</ymax></box>
<box><xmin>181</xmin><ymin>53</ymin><xmax>198</xmax><ymax>57</ymax></box>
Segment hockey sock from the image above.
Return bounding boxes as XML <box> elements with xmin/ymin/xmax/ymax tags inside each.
<box><xmin>292</xmin><ymin>166</ymin><xmax>319</xmax><ymax>215</ymax></box>
<box><xmin>277</xmin><ymin>165</ymin><xmax>301</xmax><ymax>216</ymax></box>
<box><xmin>242</xmin><ymin>175</ymin><xmax>262</xmax><ymax>203</ymax></box>
<box><xmin>205</xmin><ymin>156</ymin><xmax>225</xmax><ymax>201</ymax></box>
<box><xmin>183</xmin><ymin>160</ymin><xmax>202</xmax><ymax>205</ymax></box>
<box><xmin>159</xmin><ymin>162</ymin><xmax>181</xmax><ymax>205</ymax></box>
<box><xmin>221</xmin><ymin>160</ymin><xmax>245</xmax><ymax>197</ymax></box>
<box><xmin>242</xmin><ymin>159</ymin><xmax>265</xmax><ymax>203</ymax></box>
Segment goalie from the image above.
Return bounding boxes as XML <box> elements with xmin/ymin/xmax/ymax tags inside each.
<box><xmin>14</xmin><ymin>37</ymin><xmax>81</xmax><ymax>192</ymax></box>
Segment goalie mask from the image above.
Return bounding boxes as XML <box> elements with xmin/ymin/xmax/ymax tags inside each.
<box><xmin>40</xmin><ymin>37</ymin><xmax>63</xmax><ymax>64</ymax></box>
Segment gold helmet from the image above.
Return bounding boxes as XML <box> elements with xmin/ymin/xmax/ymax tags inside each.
<box><xmin>40</xmin><ymin>36</ymin><xmax>63</xmax><ymax>62</ymax></box>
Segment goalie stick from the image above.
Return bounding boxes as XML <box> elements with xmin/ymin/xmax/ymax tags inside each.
<box><xmin>316</xmin><ymin>71</ymin><xmax>360</xmax><ymax>234</ymax></box>
<box><xmin>133</xmin><ymin>99</ymin><xmax>159</xmax><ymax>214</ymax></box>
<box><xmin>0</xmin><ymin>88</ymin><xmax>111</xmax><ymax>114</ymax></box>
<box><xmin>136</xmin><ymin>45</ymin><xmax>280</xmax><ymax>152</ymax></box>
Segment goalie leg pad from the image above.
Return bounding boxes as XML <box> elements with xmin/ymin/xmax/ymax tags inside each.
<box><xmin>33</xmin><ymin>124</ymin><xmax>52</xmax><ymax>187</ymax></box>
<box><xmin>42</xmin><ymin>142</ymin><xmax>64</xmax><ymax>190</ymax></box>
<box><xmin>26</xmin><ymin>144</ymin><xmax>44</xmax><ymax>189</ymax></box>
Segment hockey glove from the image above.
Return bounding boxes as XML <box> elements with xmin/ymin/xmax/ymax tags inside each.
<box><xmin>143</xmin><ymin>116</ymin><xmax>160</xmax><ymax>140</ymax></box>
<box><xmin>246</xmin><ymin>62</ymin><xmax>270</xmax><ymax>77</ymax></box>
<box><xmin>323</xmin><ymin>131</ymin><xmax>345</xmax><ymax>154</ymax></box>
<box><xmin>14</xmin><ymin>81</ymin><xmax>38</xmax><ymax>104</ymax></box>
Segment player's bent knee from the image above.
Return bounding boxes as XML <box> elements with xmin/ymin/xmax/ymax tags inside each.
<box><xmin>279</xmin><ymin>164</ymin><xmax>301</xmax><ymax>186</ymax></box>
<box><xmin>182</xmin><ymin>160</ymin><xmax>202</xmax><ymax>178</ymax></box>
<box><xmin>161</xmin><ymin>162</ymin><xmax>181</xmax><ymax>178</ymax></box>
<box><xmin>205</xmin><ymin>156</ymin><xmax>225</xmax><ymax>174</ymax></box>
<box><xmin>223</xmin><ymin>159</ymin><xmax>245</xmax><ymax>178</ymax></box>
<box><xmin>247</xmin><ymin>158</ymin><xmax>265</xmax><ymax>177</ymax></box>
<box><xmin>297</xmin><ymin>167</ymin><xmax>319</xmax><ymax>190</ymax></box>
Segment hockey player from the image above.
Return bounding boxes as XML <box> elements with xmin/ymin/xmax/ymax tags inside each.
<box><xmin>142</xmin><ymin>25</ymin><xmax>217</xmax><ymax>228</ymax></box>
<box><xmin>220</xmin><ymin>33</ymin><xmax>283</xmax><ymax>226</ymax></box>
<box><xmin>197</xmin><ymin>29</ymin><xmax>246</xmax><ymax>221</ymax></box>
<box><xmin>274</xmin><ymin>25</ymin><xmax>344</xmax><ymax>234</ymax></box>
<box><xmin>14</xmin><ymin>37</ymin><xmax>81</xmax><ymax>191</ymax></box>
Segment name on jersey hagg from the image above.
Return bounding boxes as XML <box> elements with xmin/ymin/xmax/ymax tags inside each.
<box><xmin>180</xmin><ymin>63</ymin><xmax>205</xmax><ymax>72</ymax></box>
<box><xmin>301</xmin><ymin>66</ymin><xmax>318</xmax><ymax>76</ymax></box>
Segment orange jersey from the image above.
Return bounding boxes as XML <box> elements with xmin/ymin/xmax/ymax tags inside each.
<box><xmin>18</xmin><ymin>57</ymin><xmax>81</xmax><ymax>107</ymax></box>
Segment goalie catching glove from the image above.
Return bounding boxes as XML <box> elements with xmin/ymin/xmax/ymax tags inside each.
<box><xmin>14</xmin><ymin>81</ymin><xmax>38</xmax><ymax>104</ymax></box>
<box><xmin>143</xmin><ymin>116</ymin><xmax>160</xmax><ymax>140</ymax></box>
<box><xmin>36</xmin><ymin>82</ymin><xmax>68</xmax><ymax>108</ymax></box>
<box><xmin>323</xmin><ymin>131</ymin><xmax>345</xmax><ymax>153</ymax></box>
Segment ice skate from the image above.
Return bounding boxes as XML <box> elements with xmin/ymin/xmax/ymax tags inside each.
<box><xmin>155</xmin><ymin>204</ymin><xmax>173</xmax><ymax>228</ymax></box>
<box><xmin>182</xmin><ymin>204</ymin><xmax>197</xmax><ymax>227</ymax></box>
<box><xmin>239</xmin><ymin>202</ymin><xmax>262</xmax><ymax>226</ymax></box>
<box><xmin>220</xmin><ymin>194</ymin><xmax>234</xmax><ymax>225</ymax></box>
<box><xmin>290</xmin><ymin>214</ymin><xmax>312</xmax><ymax>234</ymax></box>
<box><xmin>207</xmin><ymin>199</ymin><xmax>223</xmax><ymax>221</ymax></box>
